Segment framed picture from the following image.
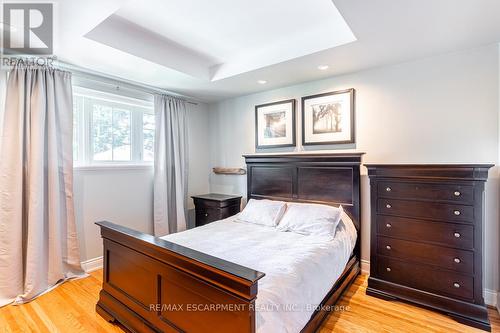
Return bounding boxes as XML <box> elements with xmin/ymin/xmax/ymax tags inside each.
<box><xmin>255</xmin><ymin>99</ymin><xmax>296</xmax><ymax>149</ymax></box>
<box><xmin>301</xmin><ymin>88</ymin><xmax>355</xmax><ymax>145</ymax></box>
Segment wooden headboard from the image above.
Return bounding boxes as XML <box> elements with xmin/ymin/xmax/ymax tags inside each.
<box><xmin>243</xmin><ymin>153</ymin><xmax>363</xmax><ymax>231</ymax></box>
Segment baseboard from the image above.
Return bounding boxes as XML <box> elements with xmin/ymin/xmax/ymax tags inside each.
<box><xmin>361</xmin><ymin>259</ymin><xmax>370</xmax><ymax>274</ymax></box>
<box><xmin>484</xmin><ymin>289</ymin><xmax>498</xmax><ymax>307</ymax></box>
<box><xmin>360</xmin><ymin>259</ymin><xmax>498</xmax><ymax>307</ymax></box>
<box><xmin>81</xmin><ymin>256</ymin><xmax>103</xmax><ymax>273</ymax></box>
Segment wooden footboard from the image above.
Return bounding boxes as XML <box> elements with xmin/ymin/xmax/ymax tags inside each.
<box><xmin>95</xmin><ymin>221</ymin><xmax>265</xmax><ymax>333</ymax></box>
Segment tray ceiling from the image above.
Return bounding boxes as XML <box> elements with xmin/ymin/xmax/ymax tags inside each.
<box><xmin>29</xmin><ymin>0</ymin><xmax>500</xmax><ymax>102</ymax></box>
<box><xmin>86</xmin><ymin>0</ymin><xmax>356</xmax><ymax>81</ymax></box>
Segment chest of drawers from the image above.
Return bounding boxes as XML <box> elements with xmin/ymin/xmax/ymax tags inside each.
<box><xmin>366</xmin><ymin>164</ymin><xmax>493</xmax><ymax>331</ymax></box>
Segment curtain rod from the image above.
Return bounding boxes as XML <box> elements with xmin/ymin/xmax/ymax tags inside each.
<box><xmin>55</xmin><ymin>60</ymin><xmax>199</xmax><ymax>106</ymax></box>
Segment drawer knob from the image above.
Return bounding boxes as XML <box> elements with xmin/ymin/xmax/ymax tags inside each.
<box><xmin>386</xmin><ymin>187</ymin><xmax>392</xmax><ymax>192</ymax></box>
<box><xmin>386</xmin><ymin>204</ymin><xmax>392</xmax><ymax>209</ymax></box>
<box><xmin>386</xmin><ymin>245</ymin><xmax>392</xmax><ymax>250</ymax></box>
<box><xmin>386</xmin><ymin>223</ymin><xmax>392</xmax><ymax>228</ymax></box>
<box><xmin>454</xmin><ymin>232</ymin><xmax>461</xmax><ymax>238</ymax></box>
<box><xmin>386</xmin><ymin>267</ymin><xmax>391</xmax><ymax>272</ymax></box>
<box><xmin>453</xmin><ymin>210</ymin><xmax>461</xmax><ymax>216</ymax></box>
<box><xmin>453</xmin><ymin>282</ymin><xmax>460</xmax><ymax>288</ymax></box>
<box><xmin>454</xmin><ymin>258</ymin><xmax>461</xmax><ymax>264</ymax></box>
<box><xmin>454</xmin><ymin>191</ymin><xmax>461</xmax><ymax>197</ymax></box>
<box><xmin>204</xmin><ymin>213</ymin><xmax>208</xmax><ymax>217</ymax></box>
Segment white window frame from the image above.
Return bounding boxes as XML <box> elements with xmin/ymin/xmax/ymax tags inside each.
<box><xmin>73</xmin><ymin>86</ymin><xmax>154</xmax><ymax>169</ymax></box>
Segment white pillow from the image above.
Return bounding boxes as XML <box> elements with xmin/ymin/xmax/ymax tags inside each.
<box><xmin>277</xmin><ymin>202</ymin><xmax>342</xmax><ymax>237</ymax></box>
<box><xmin>237</xmin><ymin>199</ymin><xmax>286</xmax><ymax>227</ymax></box>
<box><xmin>339</xmin><ymin>206</ymin><xmax>358</xmax><ymax>245</ymax></box>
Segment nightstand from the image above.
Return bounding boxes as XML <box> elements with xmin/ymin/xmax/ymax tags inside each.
<box><xmin>192</xmin><ymin>194</ymin><xmax>242</xmax><ymax>227</ymax></box>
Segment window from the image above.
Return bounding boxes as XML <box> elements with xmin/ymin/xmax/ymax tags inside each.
<box><xmin>142</xmin><ymin>113</ymin><xmax>155</xmax><ymax>162</ymax></box>
<box><xmin>73</xmin><ymin>87</ymin><xmax>155</xmax><ymax>166</ymax></box>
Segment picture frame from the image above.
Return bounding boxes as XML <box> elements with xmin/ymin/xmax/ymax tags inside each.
<box><xmin>301</xmin><ymin>88</ymin><xmax>355</xmax><ymax>145</ymax></box>
<box><xmin>255</xmin><ymin>99</ymin><xmax>296</xmax><ymax>149</ymax></box>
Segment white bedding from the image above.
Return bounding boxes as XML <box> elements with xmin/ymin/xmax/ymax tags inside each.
<box><xmin>161</xmin><ymin>214</ymin><xmax>357</xmax><ymax>333</ymax></box>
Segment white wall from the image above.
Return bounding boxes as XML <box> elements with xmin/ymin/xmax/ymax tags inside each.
<box><xmin>498</xmin><ymin>43</ymin><xmax>500</xmax><ymax>312</ymax></box>
<box><xmin>0</xmin><ymin>71</ymin><xmax>6</xmax><ymax>140</ymax></box>
<box><xmin>208</xmin><ymin>44</ymin><xmax>500</xmax><ymax>292</ymax></box>
<box><xmin>75</xmin><ymin>102</ymin><xmax>211</xmax><ymax>262</ymax></box>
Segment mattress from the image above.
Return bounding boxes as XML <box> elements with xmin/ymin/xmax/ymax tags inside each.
<box><xmin>161</xmin><ymin>214</ymin><xmax>357</xmax><ymax>333</ymax></box>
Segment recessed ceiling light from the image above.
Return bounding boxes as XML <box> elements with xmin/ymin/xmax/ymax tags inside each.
<box><xmin>318</xmin><ymin>65</ymin><xmax>329</xmax><ymax>71</ymax></box>
<box><xmin>257</xmin><ymin>80</ymin><xmax>267</xmax><ymax>85</ymax></box>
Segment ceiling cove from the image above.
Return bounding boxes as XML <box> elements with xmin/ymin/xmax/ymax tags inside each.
<box><xmin>85</xmin><ymin>0</ymin><xmax>356</xmax><ymax>81</ymax></box>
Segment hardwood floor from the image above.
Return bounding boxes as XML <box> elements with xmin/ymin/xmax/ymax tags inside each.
<box><xmin>0</xmin><ymin>271</ymin><xmax>124</xmax><ymax>333</ymax></box>
<box><xmin>0</xmin><ymin>271</ymin><xmax>498</xmax><ymax>332</ymax></box>
<box><xmin>318</xmin><ymin>275</ymin><xmax>500</xmax><ymax>333</ymax></box>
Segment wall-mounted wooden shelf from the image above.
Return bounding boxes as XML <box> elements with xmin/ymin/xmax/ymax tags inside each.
<box><xmin>212</xmin><ymin>167</ymin><xmax>246</xmax><ymax>175</ymax></box>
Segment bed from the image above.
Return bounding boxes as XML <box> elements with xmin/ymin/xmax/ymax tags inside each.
<box><xmin>95</xmin><ymin>153</ymin><xmax>363</xmax><ymax>333</ymax></box>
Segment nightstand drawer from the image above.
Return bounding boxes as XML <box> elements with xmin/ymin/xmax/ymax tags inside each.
<box><xmin>378</xmin><ymin>181</ymin><xmax>473</xmax><ymax>203</ymax></box>
<box><xmin>378</xmin><ymin>198</ymin><xmax>474</xmax><ymax>223</ymax></box>
<box><xmin>377</xmin><ymin>216</ymin><xmax>474</xmax><ymax>250</ymax></box>
<box><xmin>195</xmin><ymin>207</ymin><xmax>220</xmax><ymax>226</ymax></box>
<box><xmin>377</xmin><ymin>236</ymin><xmax>473</xmax><ymax>274</ymax></box>
<box><xmin>377</xmin><ymin>256</ymin><xmax>474</xmax><ymax>301</ymax></box>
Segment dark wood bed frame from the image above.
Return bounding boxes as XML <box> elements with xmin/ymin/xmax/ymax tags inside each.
<box><xmin>95</xmin><ymin>153</ymin><xmax>363</xmax><ymax>333</ymax></box>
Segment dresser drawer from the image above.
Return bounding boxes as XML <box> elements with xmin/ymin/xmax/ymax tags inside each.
<box><xmin>377</xmin><ymin>216</ymin><xmax>474</xmax><ymax>250</ymax></box>
<box><xmin>378</xmin><ymin>181</ymin><xmax>473</xmax><ymax>203</ymax></box>
<box><xmin>378</xmin><ymin>198</ymin><xmax>474</xmax><ymax>223</ymax></box>
<box><xmin>377</xmin><ymin>236</ymin><xmax>473</xmax><ymax>274</ymax></box>
<box><xmin>377</xmin><ymin>256</ymin><xmax>474</xmax><ymax>300</ymax></box>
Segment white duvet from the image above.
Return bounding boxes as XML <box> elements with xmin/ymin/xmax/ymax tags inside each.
<box><xmin>161</xmin><ymin>214</ymin><xmax>357</xmax><ymax>333</ymax></box>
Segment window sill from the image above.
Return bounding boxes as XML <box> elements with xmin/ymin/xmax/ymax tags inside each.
<box><xmin>74</xmin><ymin>164</ymin><xmax>153</xmax><ymax>171</ymax></box>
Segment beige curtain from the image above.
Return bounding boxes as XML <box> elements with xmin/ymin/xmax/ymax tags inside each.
<box><xmin>0</xmin><ymin>66</ymin><xmax>85</xmax><ymax>307</ymax></box>
<box><xmin>153</xmin><ymin>95</ymin><xmax>188</xmax><ymax>236</ymax></box>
